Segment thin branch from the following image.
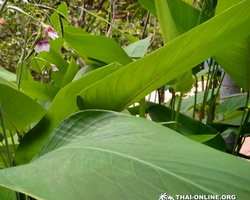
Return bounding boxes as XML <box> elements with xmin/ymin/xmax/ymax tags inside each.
<box><xmin>76</xmin><ymin>2</ymin><xmax>85</xmax><ymax>27</ymax></box>
<box><xmin>141</xmin><ymin>12</ymin><xmax>150</xmax><ymax>39</ymax></box>
<box><xmin>149</xmin><ymin>17</ymin><xmax>157</xmax><ymax>47</ymax></box>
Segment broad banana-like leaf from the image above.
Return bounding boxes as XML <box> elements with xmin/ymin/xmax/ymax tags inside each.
<box><xmin>138</xmin><ymin>0</ymin><xmax>209</xmax><ymax>34</ymax></box>
<box><xmin>77</xmin><ymin>1</ymin><xmax>250</xmax><ymax>111</ymax></box>
<box><xmin>0</xmin><ymin>83</ymin><xmax>46</xmax><ymax>131</ymax></box>
<box><xmin>0</xmin><ymin>67</ymin><xmax>15</xmax><ymax>82</ymax></box>
<box><xmin>155</xmin><ymin>0</ymin><xmax>193</xmax><ymax>93</ymax></box>
<box><xmin>216</xmin><ymin>93</ymin><xmax>250</xmax><ymax>115</ymax></box>
<box><xmin>64</xmin><ymin>26</ymin><xmax>132</xmax><ymax>66</ymax></box>
<box><xmin>20</xmin><ymin>81</ymin><xmax>60</xmax><ymax>101</ymax></box>
<box><xmin>0</xmin><ymin>111</ymin><xmax>249</xmax><ymax>199</ymax></box>
<box><xmin>15</xmin><ymin>63</ymin><xmax>122</xmax><ymax>165</ymax></box>
<box><xmin>0</xmin><ymin>187</ymin><xmax>15</xmax><ymax>200</ymax></box>
<box><xmin>148</xmin><ymin>104</ymin><xmax>227</xmax><ymax>151</ymax></box>
<box><xmin>214</xmin><ymin>0</ymin><xmax>250</xmax><ymax>91</ymax></box>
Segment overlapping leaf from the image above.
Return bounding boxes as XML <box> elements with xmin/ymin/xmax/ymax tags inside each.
<box><xmin>64</xmin><ymin>26</ymin><xmax>132</xmax><ymax>66</ymax></box>
<box><xmin>138</xmin><ymin>0</ymin><xmax>209</xmax><ymax>34</ymax></box>
<box><xmin>1</xmin><ymin>111</ymin><xmax>250</xmax><ymax>200</ymax></box>
<box><xmin>148</xmin><ymin>104</ymin><xmax>227</xmax><ymax>151</ymax></box>
<box><xmin>15</xmin><ymin>63</ymin><xmax>122</xmax><ymax>165</ymax></box>
<box><xmin>77</xmin><ymin>1</ymin><xmax>250</xmax><ymax>111</ymax></box>
<box><xmin>214</xmin><ymin>0</ymin><xmax>250</xmax><ymax>91</ymax></box>
<box><xmin>0</xmin><ymin>83</ymin><xmax>46</xmax><ymax>131</ymax></box>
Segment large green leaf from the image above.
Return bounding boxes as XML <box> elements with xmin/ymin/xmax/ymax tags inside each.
<box><xmin>15</xmin><ymin>63</ymin><xmax>123</xmax><ymax>165</ymax></box>
<box><xmin>214</xmin><ymin>0</ymin><xmax>250</xmax><ymax>91</ymax></box>
<box><xmin>155</xmin><ymin>0</ymin><xmax>178</xmax><ymax>43</ymax></box>
<box><xmin>0</xmin><ymin>187</ymin><xmax>15</xmax><ymax>200</ymax></box>
<box><xmin>217</xmin><ymin>114</ymin><xmax>250</xmax><ymax>126</ymax></box>
<box><xmin>0</xmin><ymin>83</ymin><xmax>46</xmax><ymax>131</ymax></box>
<box><xmin>0</xmin><ymin>67</ymin><xmax>15</xmax><ymax>82</ymax></box>
<box><xmin>216</xmin><ymin>93</ymin><xmax>250</xmax><ymax>115</ymax></box>
<box><xmin>154</xmin><ymin>0</ymin><xmax>193</xmax><ymax>93</ymax></box>
<box><xmin>1</xmin><ymin>110</ymin><xmax>250</xmax><ymax>199</ymax></box>
<box><xmin>64</xmin><ymin>26</ymin><xmax>132</xmax><ymax>66</ymax></box>
<box><xmin>138</xmin><ymin>0</ymin><xmax>209</xmax><ymax>34</ymax></box>
<box><xmin>77</xmin><ymin>1</ymin><xmax>250</xmax><ymax>111</ymax></box>
<box><xmin>20</xmin><ymin>81</ymin><xmax>60</xmax><ymax>101</ymax></box>
<box><xmin>148</xmin><ymin>104</ymin><xmax>227</xmax><ymax>151</ymax></box>
<box><xmin>0</xmin><ymin>77</ymin><xmax>18</xmax><ymax>90</ymax></box>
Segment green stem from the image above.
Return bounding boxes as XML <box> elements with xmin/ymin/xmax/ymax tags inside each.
<box><xmin>193</xmin><ymin>75</ymin><xmax>198</xmax><ymax>118</ymax></box>
<box><xmin>17</xmin><ymin>16</ymin><xmax>29</xmax><ymax>90</ymax></box>
<box><xmin>139</xmin><ymin>98</ymin><xmax>146</xmax><ymax>118</ymax></box>
<box><xmin>170</xmin><ymin>91</ymin><xmax>176</xmax><ymax>127</ymax></box>
<box><xmin>157</xmin><ymin>89</ymin><xmax>161</xmax><ymax>104</ymax></box>
<box><xmin>233</xmin><ymin>91</ymin><xmax>249</xmax><ymax>155</ymax></box>
<box><xmin>0</xmin><ymin>103</ymin><xmax>12</xmax><ymax>167</ymax></box>
<box><xmin>9</xmin><ymin>130</ymin><xmax>16</xmax><ymax>154</ymax></box>
<box><xmin>6</xmin><ymin>5</ymin><xmax>41</xmax><ymax>23</ymax></box>
<box><xmin>81</xmin><ymin>7</ymin><xmax>124</xmax><ymax>35</ymax></box>
<box><xmin>207</xmin><ymin>64</ymin><xmax>218</xmax><ymax>123</ymax></box>
<box><xmin>236</xmin><ymin>98</ymin><xmax>250</xmax><ymax>155</ymax></box>
<box><xmin>173</xmin><ymin>93</ymin><xmax>183</xmax><ymax>131</ymax></box>
<box><xmin>199</xmin><ymin>59</ymin><xmax>213</xmax><ymax>122</ymax></box>
<box><xmin>212</xmin><ymin>70</ymin><xmax>226</xmax><ymax>115</ymax></box>
<box><xmin>0</xmin><ymin>104</ymin><xmax>21</xmax><ymax>199</ymax></box>
<box><xmin>197</xmin><ymin>0</ymin><xmax>206</xmax><ymax>26</ymax></box>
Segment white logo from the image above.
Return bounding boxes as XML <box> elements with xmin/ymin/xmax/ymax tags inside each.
<box><xmin>159</xmin><ymin>193</ymin><xmax>175</xmax><ymax>200</ymax></box>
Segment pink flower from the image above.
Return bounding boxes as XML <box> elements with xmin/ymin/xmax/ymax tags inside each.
<box><xmin>34</xmin><ymin>39</ymin><xmax>50</xmax><ymax>53</ymax></box>
<box><xmin>0</xmin><ymin>18</ymin><xmax>5</xmax><ymax>25</ymax></box>
<box><xmin>51</xmin><ymin>64</ymin><xmax>59</xmax><ymax>71</ymax></box>
<box><xmin>43</xmin><ymin>26</ymin><xmax>59</xmax><ymax>40</ymax></box>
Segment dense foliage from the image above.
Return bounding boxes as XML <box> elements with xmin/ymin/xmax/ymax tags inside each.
<box><xmin>0</xmin><ymin>0</ymin><xmax>250</xmax><ymax>199</ymax></box>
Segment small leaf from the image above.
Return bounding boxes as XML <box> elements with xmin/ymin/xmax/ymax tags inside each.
<box><xmin>124</xmin><ymin>36</ymin><xmax>151</xmax><ymax>58</ymax></box>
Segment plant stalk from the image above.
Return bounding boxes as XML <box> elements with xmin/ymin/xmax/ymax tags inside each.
<box><xmin>199</xmin><ymin>58</ymin><xmax>213</xmax><ymax>121</ymax></box>
<box><xmin>139</xmin><ymin>98</ymin><xmax>146</xmax><ymax>118</ymax></box>
<box><xmin>0</xmin><ymin>105</ymin><xmax>20</xmax><ymax>200</ymax></box>
<box><xmin>206</xmin><ymin>64</ymin><xmax>218</xmax><ymax>123</ymax></box>
<box><xmin>0</xmin><ymin>0</ymin><xmax>8</xmax><ymax>15</ymax></box>
<box><xmin>173</xmin><ymin>93</ymin><xmax>183</xmax><ymax>131</ymax></box>
<box><xmin>233</xmin><ymin>91</ymin><xmax>249</xmax><ymax>155</ymax></box>
<box><xmin>193</xmin><ymin>75</ymin><xmax>198</xmax><ymax>118</ymax></box>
